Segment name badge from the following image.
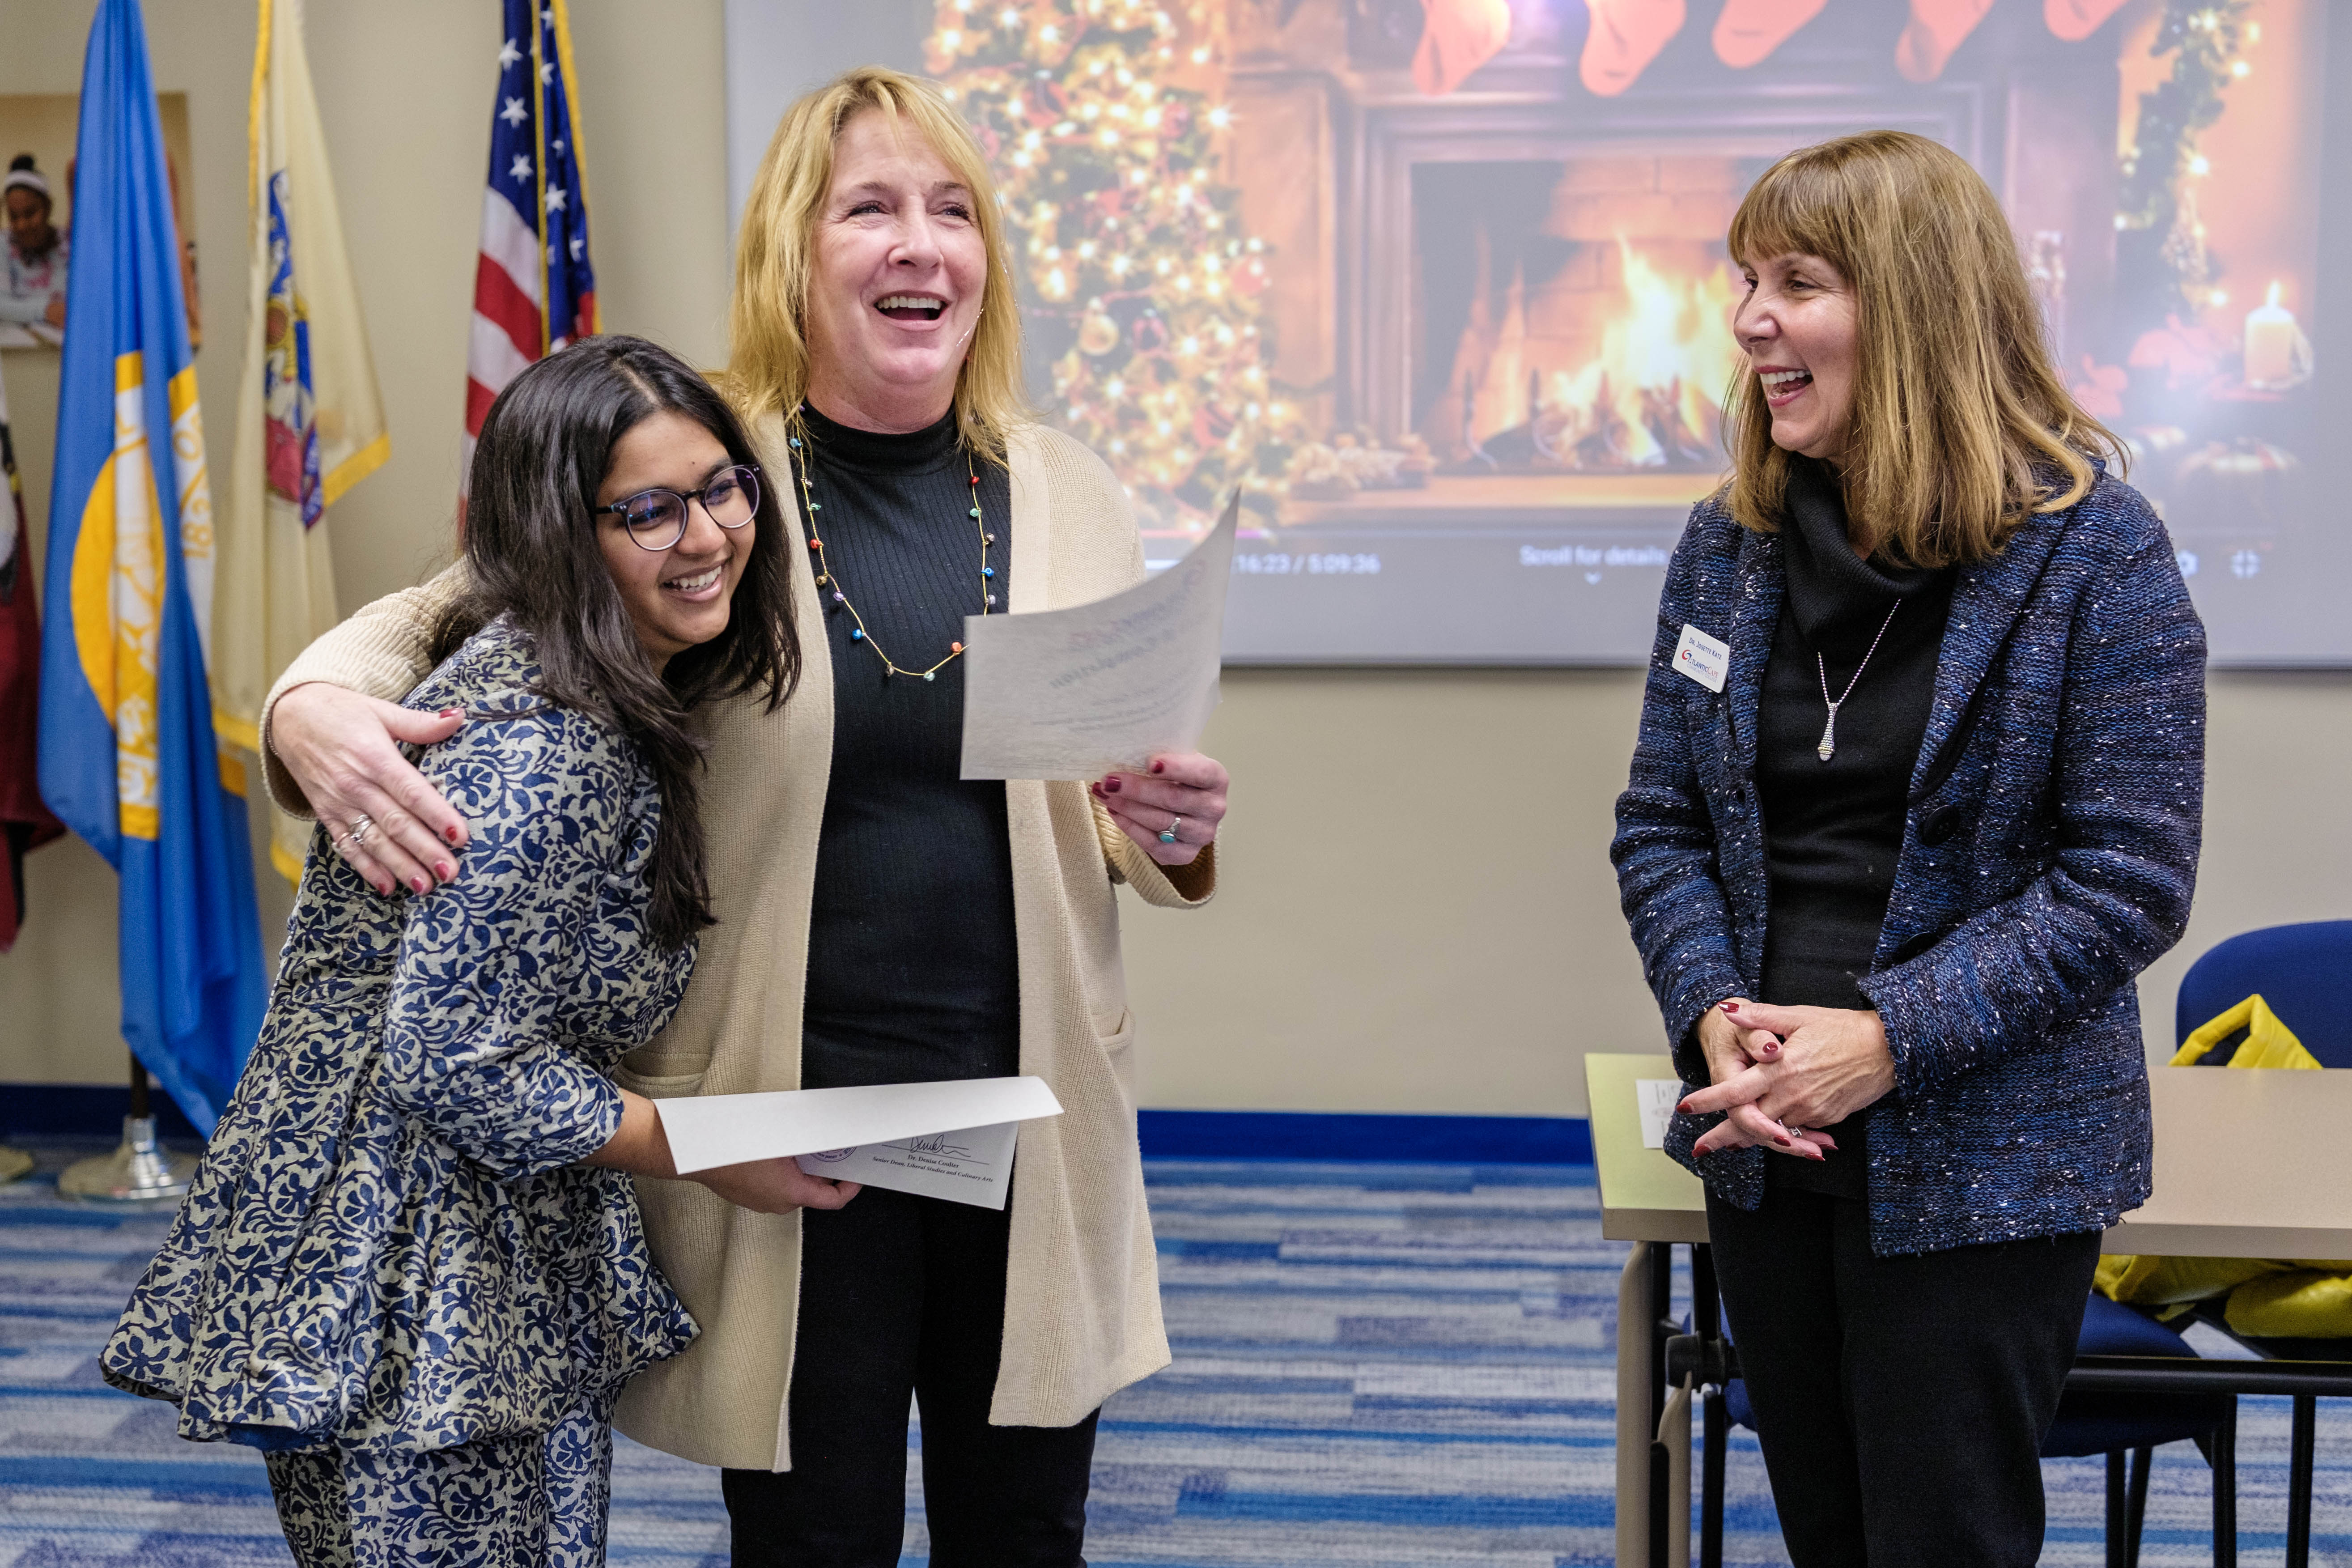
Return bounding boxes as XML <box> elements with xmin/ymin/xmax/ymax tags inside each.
<box><xmin>1672</xmin><ymin>623</ymin><xmax>1730</xmax><ymax>692</ymax></box>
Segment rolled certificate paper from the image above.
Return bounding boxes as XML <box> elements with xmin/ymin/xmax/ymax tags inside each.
<box><xmin>653</xmin><ymin>1075</ymin><xmax>1064</xmax><ymax>1175</ymax></box>
<box><xmin>958</xmin><ymin>491</ymin><xmax>1238</xmax><ymax>781</ymax></box>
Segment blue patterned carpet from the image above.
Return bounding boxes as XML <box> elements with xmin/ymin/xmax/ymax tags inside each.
<box><xmin>2</xmin><ymin>1143</ymin><xmax>2345</xmax><ymax>1565</ymax></box>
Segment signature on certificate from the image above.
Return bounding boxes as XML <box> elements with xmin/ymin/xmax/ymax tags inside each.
<box><xmin>901</xmin><ymin>1133</ymin><xmax>980</xmax><ymax>1160</ymax></box>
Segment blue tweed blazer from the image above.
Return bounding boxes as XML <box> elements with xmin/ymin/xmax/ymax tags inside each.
<box><xmin>1611</xmin><ymin>470</ymin><xmax>2206</xmax><ymax>1256</ymax></box>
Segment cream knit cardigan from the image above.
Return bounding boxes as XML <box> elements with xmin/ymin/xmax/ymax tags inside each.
<box><xmin>259</xmin><ymin>419</ymin><xmax>1214</xmax><ymax>1471</ymax></box>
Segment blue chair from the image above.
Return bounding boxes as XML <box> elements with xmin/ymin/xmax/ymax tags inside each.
<box><xmin>2040</xmin><ymin>1295</ymin><xmax>2236</xmax><ymax>1567</ymax></box>
<box><xmin>2173</xmin><ymin>919</ymin><xmax>2352</xmax><ymax>1568</ymax></box>
<box><xmin>2176</xmin><ymin>919</ymin><xmax>2352</xmax><ymax>1068</ymax></box>
<box><xmin>1702</xmin><ymin>1294</ymin><xmax>2235</xmax><ymax>1568</ymax></box>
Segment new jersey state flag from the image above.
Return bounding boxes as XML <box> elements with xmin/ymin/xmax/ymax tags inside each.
<box><xmin>38</xmin><ymin>0</ymin><xmax>266</xmax><ymax>1132</ymax></box>
<box><xmin>218</xmin><ymin>0</ymin><xmax>390</xmax><ymax>881</ymax></box>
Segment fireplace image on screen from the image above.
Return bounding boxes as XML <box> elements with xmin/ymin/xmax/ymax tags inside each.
<box><xmin>1414</xmin><ymin>157</ymin><xmax>1750</xmax><ymax>479</ymax></box>
<box><xmin>926</xmin><ymin>0</ymin><xmax>2333</xmax><ymax>662</ymax></box>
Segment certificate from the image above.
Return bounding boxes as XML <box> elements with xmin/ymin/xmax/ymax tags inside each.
<box><xmin>958</xmin><ymin>493</ymin><xmax>1238</xmax><ymax>781</ymax></box>
<box><xmin>796</xmin><ymin>1120</ymin><xmax>1022</xmax><ymax>1209</ymax></box>
<box><xmin>654</xmin><ymin>1075</ymin><xmax>1063</xmax><ymax>1176</ymax></box>
<box><xmin>1636</xmin><ymin>1079</ymin><xmax>1681</xmax><ymax>1149</ymax></box>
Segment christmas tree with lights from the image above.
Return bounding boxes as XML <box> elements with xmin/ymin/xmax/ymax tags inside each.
<box><xmin>928</xmin><ymin>0</ymin><xmax>1302</xmax><ymax>531</ymax></box>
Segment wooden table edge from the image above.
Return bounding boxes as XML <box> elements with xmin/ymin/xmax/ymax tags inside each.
<box><xmin>1600</xmin><ymin>1207</ymin><xmax>1711</xmax><ymax>1245</ymax></box>
<box><xmin>2104</xmin><ymin>1220</ymin><xmax>2352</xmax><ymax>1259</ymax></box>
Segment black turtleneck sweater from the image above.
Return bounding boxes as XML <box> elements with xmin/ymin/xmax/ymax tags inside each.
<box><xmin>790</xmin><ymin>404</ymin><xmax>1020</xmax><ymax>1090</ymax></box>
<box><xmin>1757</xmin><ymin>459</ymin><xmax>1954</xmax><ymax>1197</ymax></box>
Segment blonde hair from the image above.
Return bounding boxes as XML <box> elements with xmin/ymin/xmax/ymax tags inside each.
<box><xmin>1721</xmin><ymin>130</ymin><xmax>2123</xmax><ymax>567</ymax></box>
<box><xmin>724</xmin><ymin>66</ymin><xmax>1027</xmax><ymax>457</ymax></box>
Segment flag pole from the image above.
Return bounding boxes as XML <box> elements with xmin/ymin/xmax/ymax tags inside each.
<box><xmin>57</xmin><ymin>1050</ymin><xmax>196</xmax><ymax>1203</ymax></box>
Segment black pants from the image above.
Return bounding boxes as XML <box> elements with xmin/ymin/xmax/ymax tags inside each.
<box><xmin>721</xmin><ymin>1188</ymin><xmax>1098</xmax><ymax>1567</ymax></box>
<box><xmin>1705</xmin><ymin>1188</ymin><xmax>2101</xmax><ymax>1567</ymax></box>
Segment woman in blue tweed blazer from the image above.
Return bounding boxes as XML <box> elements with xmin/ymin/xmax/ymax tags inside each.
<box><xmin>1612</xmin><ymin>132</ymin><xmax>2204</xmax><ymax>1566</ymax></box>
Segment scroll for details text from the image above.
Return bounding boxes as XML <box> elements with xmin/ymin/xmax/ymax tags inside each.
<box><xmin>959</xmin><ymin>493</ymin><xmax>1238</xmax><ymax>781</ymax></box>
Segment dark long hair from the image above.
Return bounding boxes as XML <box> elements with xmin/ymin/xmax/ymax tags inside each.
<box><xmin>433</xmin><ymin>334</ymin><xmax>798</xmax><ymax>949</ymax></box>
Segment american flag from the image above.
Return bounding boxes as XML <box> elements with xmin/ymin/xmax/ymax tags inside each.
<box><xmin>465</xmin><ymin>0</ymin><xmax>594</xmax><ymax>486</ymax></box>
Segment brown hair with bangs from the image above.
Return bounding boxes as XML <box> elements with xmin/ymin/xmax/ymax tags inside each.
<box><xmin>1721</xmin><ymin>130</ymin><xmax>2123</xmax><ymax>567</ymax></box>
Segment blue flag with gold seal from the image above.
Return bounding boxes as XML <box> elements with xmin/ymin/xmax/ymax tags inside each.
<box><xmin>38</xmin><ymin>0</ymin><xmax>265</xmax><ymax>1132</ymax></box>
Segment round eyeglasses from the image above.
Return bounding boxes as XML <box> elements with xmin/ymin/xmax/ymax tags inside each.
<box><xmin>595</xmin><ymin>464</ymin><xmax>761</xmax><ymax>552</ymax></box>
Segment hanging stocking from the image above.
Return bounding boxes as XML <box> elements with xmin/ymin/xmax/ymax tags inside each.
<box><xmin>1897</xmin><ymin>0</ymin><xmax>1995</xmax><ymax>82</ymax></box>
<box><xmin>1711</xmin><ymin>0</ymin><xmax>1825</xmax><ymax>69</ymax></box>
<box><xmin>1721</xmin><ymin>0</ymin><xmax>1825</xmax><ymax>68</ymax></box>
<box><xmin>2043</xmin><ymin>0</ymin><xmax>2131</xmax><ymax>42</ymax></box>
<box><xmin>1580</xmin><ymin>0</ymin><xmax>1687</xmax><ymax>97</ymax></box>
<box><xmin>1413</xmin><ymin>0</ymin><xmax>1513</xmax><ymax>97</ymax></box>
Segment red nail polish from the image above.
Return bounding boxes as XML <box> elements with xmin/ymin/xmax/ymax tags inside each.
<box><xmin>443</xmin><ymin>825</ymin><xmax>463</xmax><ymax>845</ymax></box>
<box><xmin>1723</xmin><ymin>1001</ymin><xmax>1741</xmax><ymax>1013</ymax></box>
<box><xmin>439</xmin><ymin>707</ymin><xmax>461</xmax><ymax>718</ymax></box>
<box><xmin>1151</xmin><ymin>760</ymin><xmax>1166</xmax><ymax>774</ymax></box>
<box><xmin>409</xmin><ymin>875</ymin><xmax>429</xmax><ymax>895</ymax></box>
<box><xmin>1773</xmin><ymin>1135</ymin><xmax>1792</xmax><ymax>1147</ymax></box>
<box><xmin>1103</xmin><ymin>777</ymin><xmax>1122</xmax><ymax>794</ymax></box>
<box><xmin>434</xmin><ymin>862</ymin><xmax>454</xmax><ymax>882</ymax></box>
<box><xmin>1676</xmin><ymin>1101</ymin><xmax>1692</xmax><ymax>1115</ymax></box>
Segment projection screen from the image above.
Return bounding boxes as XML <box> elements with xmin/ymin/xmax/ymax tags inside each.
<box><xmin>727</xmin><ymin>0</ymin><xmax>2351</xmax><ymax>665</ymax></box>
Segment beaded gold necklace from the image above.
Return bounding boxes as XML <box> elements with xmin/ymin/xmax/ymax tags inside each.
<box><xmin>787</xmin><ymin>415</ymin><xmax>996</xmax><ymax>683</ymax></box>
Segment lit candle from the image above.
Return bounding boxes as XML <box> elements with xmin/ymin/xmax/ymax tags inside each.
<box><xmin>2243</xmin><ymin>281</ymin><xmax>2308</xmax><ymax>389</ymax></box>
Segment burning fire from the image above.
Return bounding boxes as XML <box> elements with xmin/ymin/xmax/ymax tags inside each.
<box><xmin>1464</xmin><ymin>240</ymin><xmax>1742</xmax><ymax>472</ymax></box>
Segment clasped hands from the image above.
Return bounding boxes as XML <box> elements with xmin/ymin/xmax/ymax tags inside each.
<box><xmin>1681</xmin><ymin>999</ymin><xmax>1898</xmax><ymax>1161</ymax></box>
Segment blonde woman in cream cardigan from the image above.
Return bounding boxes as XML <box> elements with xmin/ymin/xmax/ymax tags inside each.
<box><xmin>260</xmin><ymin>68</ymin><xmax>1226</xmax><ymax>1566</ymax></box>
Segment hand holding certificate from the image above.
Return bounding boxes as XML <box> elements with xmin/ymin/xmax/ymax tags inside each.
<box><xmin>959</xmin><ymin>493</ymin><xmax>1238</xmax><ymax>781</ymax></box>
<box><xmin>655</xmin><ymin>1077</ymin><xmax>1064</xmax><ymax>1210</ymax></box>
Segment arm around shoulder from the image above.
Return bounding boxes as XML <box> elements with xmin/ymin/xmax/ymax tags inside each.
<box><xmin>259</xmin><ymin>562</ymin><xmax>471</xmax><ymax>815</ymax></box>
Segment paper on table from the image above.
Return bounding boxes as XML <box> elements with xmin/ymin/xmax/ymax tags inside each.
<box><xmin>654</xmin><ymin>1076</ymin><xmax>1063</xmax><ymax>1176</ymax></box>
<box><xmin>958</xmin><ymin>492</ymin><xmax>1237</xmax><ymax>780</ymax></box>
<box><xmin>1636</xmin><ymin>1079</ymin><xmax>1682</xmax><ymax>1150</ymax></box>
<box><xmin>796</xmin><ymin>1120</ymin><xmax>1021</xmax><ymax>1210</ymax></box>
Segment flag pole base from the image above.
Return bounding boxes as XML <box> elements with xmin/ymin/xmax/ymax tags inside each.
<box><xmin>59</xmin><ymin>1117</ymin><xmax>195</xmax><ymax>1203</ymax></box>
<box><xmin>0</xmin><ymin>1146</ymin><xmax>31</xmax><ymax>1186</ymax></box>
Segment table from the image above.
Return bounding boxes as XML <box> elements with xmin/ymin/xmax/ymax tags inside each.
<box><xmin>1588</xmin><ymin>1054</ymin><xmax>2352</xmax><ymax>1568</ymax></box>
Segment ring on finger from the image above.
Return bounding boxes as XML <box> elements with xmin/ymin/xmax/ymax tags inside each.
<box><xmin>348</xmin><ymin>813</ymin><xmax>376</xmax><ymax>848</ymax></box>
<box><xmin>1159</xmin><ymin>813</ymin><xmax>1184</xmax><ymax>845</ymax></box>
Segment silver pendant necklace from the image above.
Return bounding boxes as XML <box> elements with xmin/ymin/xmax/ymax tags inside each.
<box><xmin>1815</xmin><ymin>602</ymin><xmax>1901</xmax><ymax>763</ymax></box>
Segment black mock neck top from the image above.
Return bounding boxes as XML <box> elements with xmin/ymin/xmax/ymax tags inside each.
<box><xmin>1756</xmin><ymin>458</ymin><xmax>1955</xmax><ymax>1196</ymax></box>
<box><xmin>790</xmin><ymin>404</ymin><xmax>1020</xmax><ymax>1090</ymax></box>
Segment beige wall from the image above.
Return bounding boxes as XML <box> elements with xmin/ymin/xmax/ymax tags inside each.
<box><xmin>3</xmin><ymin>1</ymin><xmax>2348</xmax><ymax>1118</ymax></box>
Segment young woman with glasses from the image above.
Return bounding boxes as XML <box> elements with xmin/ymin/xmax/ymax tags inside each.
<box><xmin>226</xmin><ymin>68</ymin><xmax>1232</xmax><ymax>1564</ymax></box>
<box><xmin>103</xmin><ymin>336</ymin><xmax>810</xmax><ymax>1565</ymax></box>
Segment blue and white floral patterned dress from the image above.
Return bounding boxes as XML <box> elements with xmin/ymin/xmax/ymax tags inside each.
<box><xmin>102</xmin><ymin>620</ymin><xmax>699</xmax><ymax>1567</ymax></box>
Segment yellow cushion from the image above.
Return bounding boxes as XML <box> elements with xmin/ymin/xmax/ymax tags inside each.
<box><xmin>2226</xmin><ymin>1268</ymin><xmax>2352</xmax><ymax>1338</ymax></box>
<box><xmin>2098</xmin><ymin>994</ymin><xmax>2350</xmax><ymax>1335</ymax></box>
<box><xmin>2169</xmin><ymin>993</ymin><xmax>2324</xmax><ymax>1070</ymax></box>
